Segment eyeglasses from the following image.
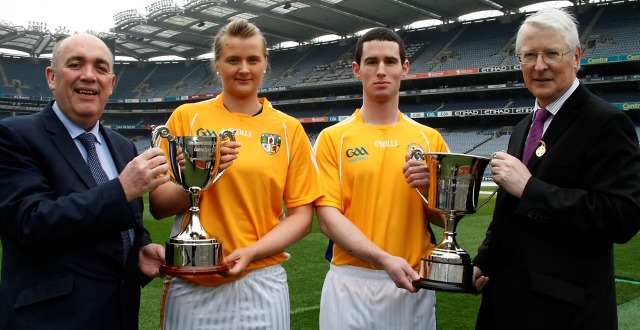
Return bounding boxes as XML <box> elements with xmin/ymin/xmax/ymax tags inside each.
<box><xmin>516</xmin><ymin>49</ymin><xmax>572</xmax><ymax>65</ymax></box>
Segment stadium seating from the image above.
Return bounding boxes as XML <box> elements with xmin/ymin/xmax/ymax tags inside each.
<box><xmin>1</xmin><ymin>2</ymin><xmax>636</xmax><ymax>102</ymax></box>
<box><xmin>437</xmin><ymin>19</ymin><xmax>520</xmax><ymax>71</ymax></box>
<box><xmin>584</xmin><ymin>2</ymin><xmax>640</xmax><ymax>57</ymax></box>
<box><xmin>0</xmin><ymin>57</ymin><xmax>50</xmax><ymax>98</ymax></box>
<box><xmin>1</xmin><ymin>1</ymin><xmax>638</xmax><ymax>159</ymax></box>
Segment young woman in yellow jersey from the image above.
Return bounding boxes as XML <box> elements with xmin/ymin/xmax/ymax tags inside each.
<box><xmin>149</xmin><ymin>19</ymin><xmax>322</xmax><ymax>329</ymax></box>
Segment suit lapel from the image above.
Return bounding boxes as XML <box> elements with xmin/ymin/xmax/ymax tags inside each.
<box><xmin>100</xmin><ymin>126</ymin><xmax>144</xmax><ymax>237</ymax></box>
<box><xmin>100</xmin><ymin>126</ymin><xmax>127</xmax><ymax>172</ymax></box>
<box><xmin>527</xmin><ymin>84</ymin><xmax>589</xmax><ymax>168</ymax></box>
<box><xmin>512</xmin><ymin>114</ymin><xmax>532</xmax><ymax>161</ymax></box>
<box><xmin>40</xmin><ymin>103</ymin><xmax>96</xmax><ymax>188</ymax></box>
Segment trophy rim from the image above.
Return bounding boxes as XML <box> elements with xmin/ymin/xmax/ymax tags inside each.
<box><xmin>160</xmin><ymin>264</ymin><xmax>229</xmax><ymax>276</ymax></box>
<box><xmin>424</xmin><ymin>151</ymin><xmax>491</xmax><ymax>160</ymax></box>
<box><xmin>169</xmin><ymin>237</ymin><xmax>219</xmax><ymax>244</ymax></box>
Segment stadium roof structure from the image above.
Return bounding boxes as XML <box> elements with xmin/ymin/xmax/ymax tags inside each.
<box><xmin>0</xmin><ymin>0</ymin><xmax>574</xmax><ymax>61</ymax></box>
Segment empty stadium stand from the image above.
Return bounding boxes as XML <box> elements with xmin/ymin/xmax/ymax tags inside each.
<box><xmin>1</xmin><ymin>1</ymin><xmax>638</xmax><ymax>159</ymax></box>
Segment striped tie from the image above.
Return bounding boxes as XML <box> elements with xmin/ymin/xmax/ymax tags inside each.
<box><xmin>78</xmin><ymin>132</ymin><xmax>132</xmax><ymax>264</ymax></box>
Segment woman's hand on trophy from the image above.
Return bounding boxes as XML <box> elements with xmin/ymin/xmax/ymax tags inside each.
<box><xmin>472</xmin><ymin>266</ymin><xmax>490</xmax><ymax>291</ymax></box>
<box><xmin>217</xmin><ymin>141</ymin><xmax>241</xmax><ymax>172</ymax></box>
<box><xmin>138</xmin><ymin>243</ymin><xmax>166</xmax><ymax>278</ymax></box>
<box><xmin>222</xmin><ymin>246</ymin><xmax>254</xmax><ymax>277</ymax></box>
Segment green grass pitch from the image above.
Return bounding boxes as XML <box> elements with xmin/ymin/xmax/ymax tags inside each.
<box><xmin>1</xmin><ymin>192</ymin><xmax>638</xmax><ymax>329</ymax></box>
<box><xmin>138</xmin><ymin>192</ymin><xmax>640</xmax><ymax>329</ymax></box>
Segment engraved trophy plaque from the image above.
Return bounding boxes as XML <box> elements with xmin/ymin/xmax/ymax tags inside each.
<box><xmin>152</xmin><ymin>125</ymin><xmax>235</xmax><ymax>276</ymax></box>
<box><xmin>411</xmin><ymin>151</ymin><xmax>493</xmax><ymax>293</ymax></box>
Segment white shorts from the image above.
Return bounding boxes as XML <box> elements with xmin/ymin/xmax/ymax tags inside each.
<box><xmin>319</xmin><ymin>264</ymin><xmax>437</xmax><ymax>330</ymax></box>
<box><xmin>161</xmin><ymin>264</ymin><xmax>290</xmax><ymax>330</ymax></box>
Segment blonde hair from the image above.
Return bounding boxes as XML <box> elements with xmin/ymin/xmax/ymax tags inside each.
<box><xmin>211</xmin><ymin>19</ymin><xmax>268</xmax><ymax>63</ymax></box>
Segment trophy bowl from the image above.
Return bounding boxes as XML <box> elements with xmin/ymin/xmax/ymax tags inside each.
<box><xmin>411</xmin><ymin>151</ymin><xmax>492</xmax><ymax>293</ymax></box>
<box><xmin>152</xmin><ymin>125</ymin><xmax>235</xmax><ymax>276</ymax></box>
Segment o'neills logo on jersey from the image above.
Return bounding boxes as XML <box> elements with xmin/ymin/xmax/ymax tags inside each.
<box><xmin>374</xmin><ymin>140</ymin><xmax>398</xmax><ymax>147</ymax></box>
<box><xmin>345</xmin><ymin>147</ymin><xmax>369</xmax><ymax>163</ymax></box>
<box><xmin>225</xmin><ymin>128</ymin><xmax>251</xmax><ymax>137</ymax></box>
<box><xmin>261</xmin><ymin>133</ymin><xmax>282</xmax><ymax>155</ymax></box>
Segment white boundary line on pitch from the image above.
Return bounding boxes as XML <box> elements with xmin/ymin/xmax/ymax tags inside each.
<box><xmin>291</xmin><ymin>305</ymin><xmax>320</xmax><ymax>315</ymax></box>
<box><xmin>616</xmin><ymin>278</ymin><xmax>640</xmax><ymax>285</ymax></box>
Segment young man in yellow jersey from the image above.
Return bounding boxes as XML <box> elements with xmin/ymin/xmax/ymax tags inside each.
<box><xmin>314</xmin><ymin>27</ymin><xmax>448</xmax><ymax>329</ymax></box>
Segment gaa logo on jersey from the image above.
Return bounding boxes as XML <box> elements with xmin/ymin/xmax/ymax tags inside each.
<box><xmin>345</xmin><ymin>147</ymin><xmax>368</xmax><ymax>158</ymax></box>
<box><xmin>261</xmin><ymin>133</ymin><xmax>282</xmax><ymax>155</ymax></box>
<box><xmin>195</xmin><ymin>128</ymin><xmax>218</xmax><ymax>137</ymax></box>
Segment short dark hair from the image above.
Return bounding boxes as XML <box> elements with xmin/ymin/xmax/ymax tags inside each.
<box><xmin>50</xmin><ymin>34</ymin><xmax>114</xmax><ymax>73</ymax></box>
<box><xmin>354</xmin><ymin>27</ymin><xmax>406</xmax><ymax>65</ymax></box>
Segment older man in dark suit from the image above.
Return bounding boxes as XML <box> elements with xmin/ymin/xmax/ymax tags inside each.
<box><xmin>473</xmin><ymin>7</ymin><xmax>640</xmax><ymax>330</ymax></box>
<box><xmin>0</xmin><ymin>33</ymin><xmax>170</xmax><ymax>329</ymax></box>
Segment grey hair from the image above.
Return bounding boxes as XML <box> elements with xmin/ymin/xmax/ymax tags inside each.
<box><xmin>515</xmin><ymin>7</ymin><xmax>581</xmax><ymax>70</ymax></box>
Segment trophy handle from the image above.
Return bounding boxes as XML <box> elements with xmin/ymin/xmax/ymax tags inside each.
<box><xmin>409</xmin><ymin>148</ymin><xmax>430</xmax><ymax>206</ymax></box>
<box><xmin>151</xmin><ymin>125</ymin><xmax>173</xmax><ymax>148</ymax></box>
<box><xmin>151</xmin><ymin>125</ymin><xmax>188</xmax><ymax>190</ymax></box>
<box><xmin>476</xmin><ymin>186</ymin><xmax>498</xmax><ymax>210</ymax></box>
<box><xmin>211</xmin><ymin>130</ymin><xmax>236</xmax><ymax>183</ymax></box>
<box><xmin>151</xmin><ymin>125</ymin><xmax>161</xmax><ymax>148</ymax></box>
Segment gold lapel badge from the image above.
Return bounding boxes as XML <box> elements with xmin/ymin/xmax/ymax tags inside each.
<box><xmin>535</xmin><ymin>140</ymin><xmax>546</xmax><ymax>158</ymax></box>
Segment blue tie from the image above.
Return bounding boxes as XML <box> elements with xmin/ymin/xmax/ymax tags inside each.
<box><xmin>78</xmin><ymin>132</ymin><xmax>132</xmax><ymax>264</ymax></box>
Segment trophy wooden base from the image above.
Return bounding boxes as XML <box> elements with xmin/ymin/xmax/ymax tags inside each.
<box><xmin>160</xmin><ymin>264</ymin><xmax>229</xmax><ymax>276</ymax></box>
<box><xmin>413</xmin><ymin>278</ymin><xmax>478</xmax><ymax>294</ymax></box>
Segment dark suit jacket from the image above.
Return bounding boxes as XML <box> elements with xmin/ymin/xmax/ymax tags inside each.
<box><xmin>474</xmin><ymin>84</ymin><xmax>640</xmax><ymax>330</ymax></box>
<box><xmin>0</xmin><ymin>101</ymin><xmax>151</xmax><ymax>330</ymax></box>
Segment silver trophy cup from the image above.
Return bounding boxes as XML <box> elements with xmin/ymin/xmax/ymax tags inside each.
<box><xmin>411</xmin><ymin>151</ymin><xmax>492</xmax><ymax>293</ymax></box>
<box><xmin>152</xmin><ymin>125</ymin><xmax>235</xmax><ymax>276</ymax></box>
